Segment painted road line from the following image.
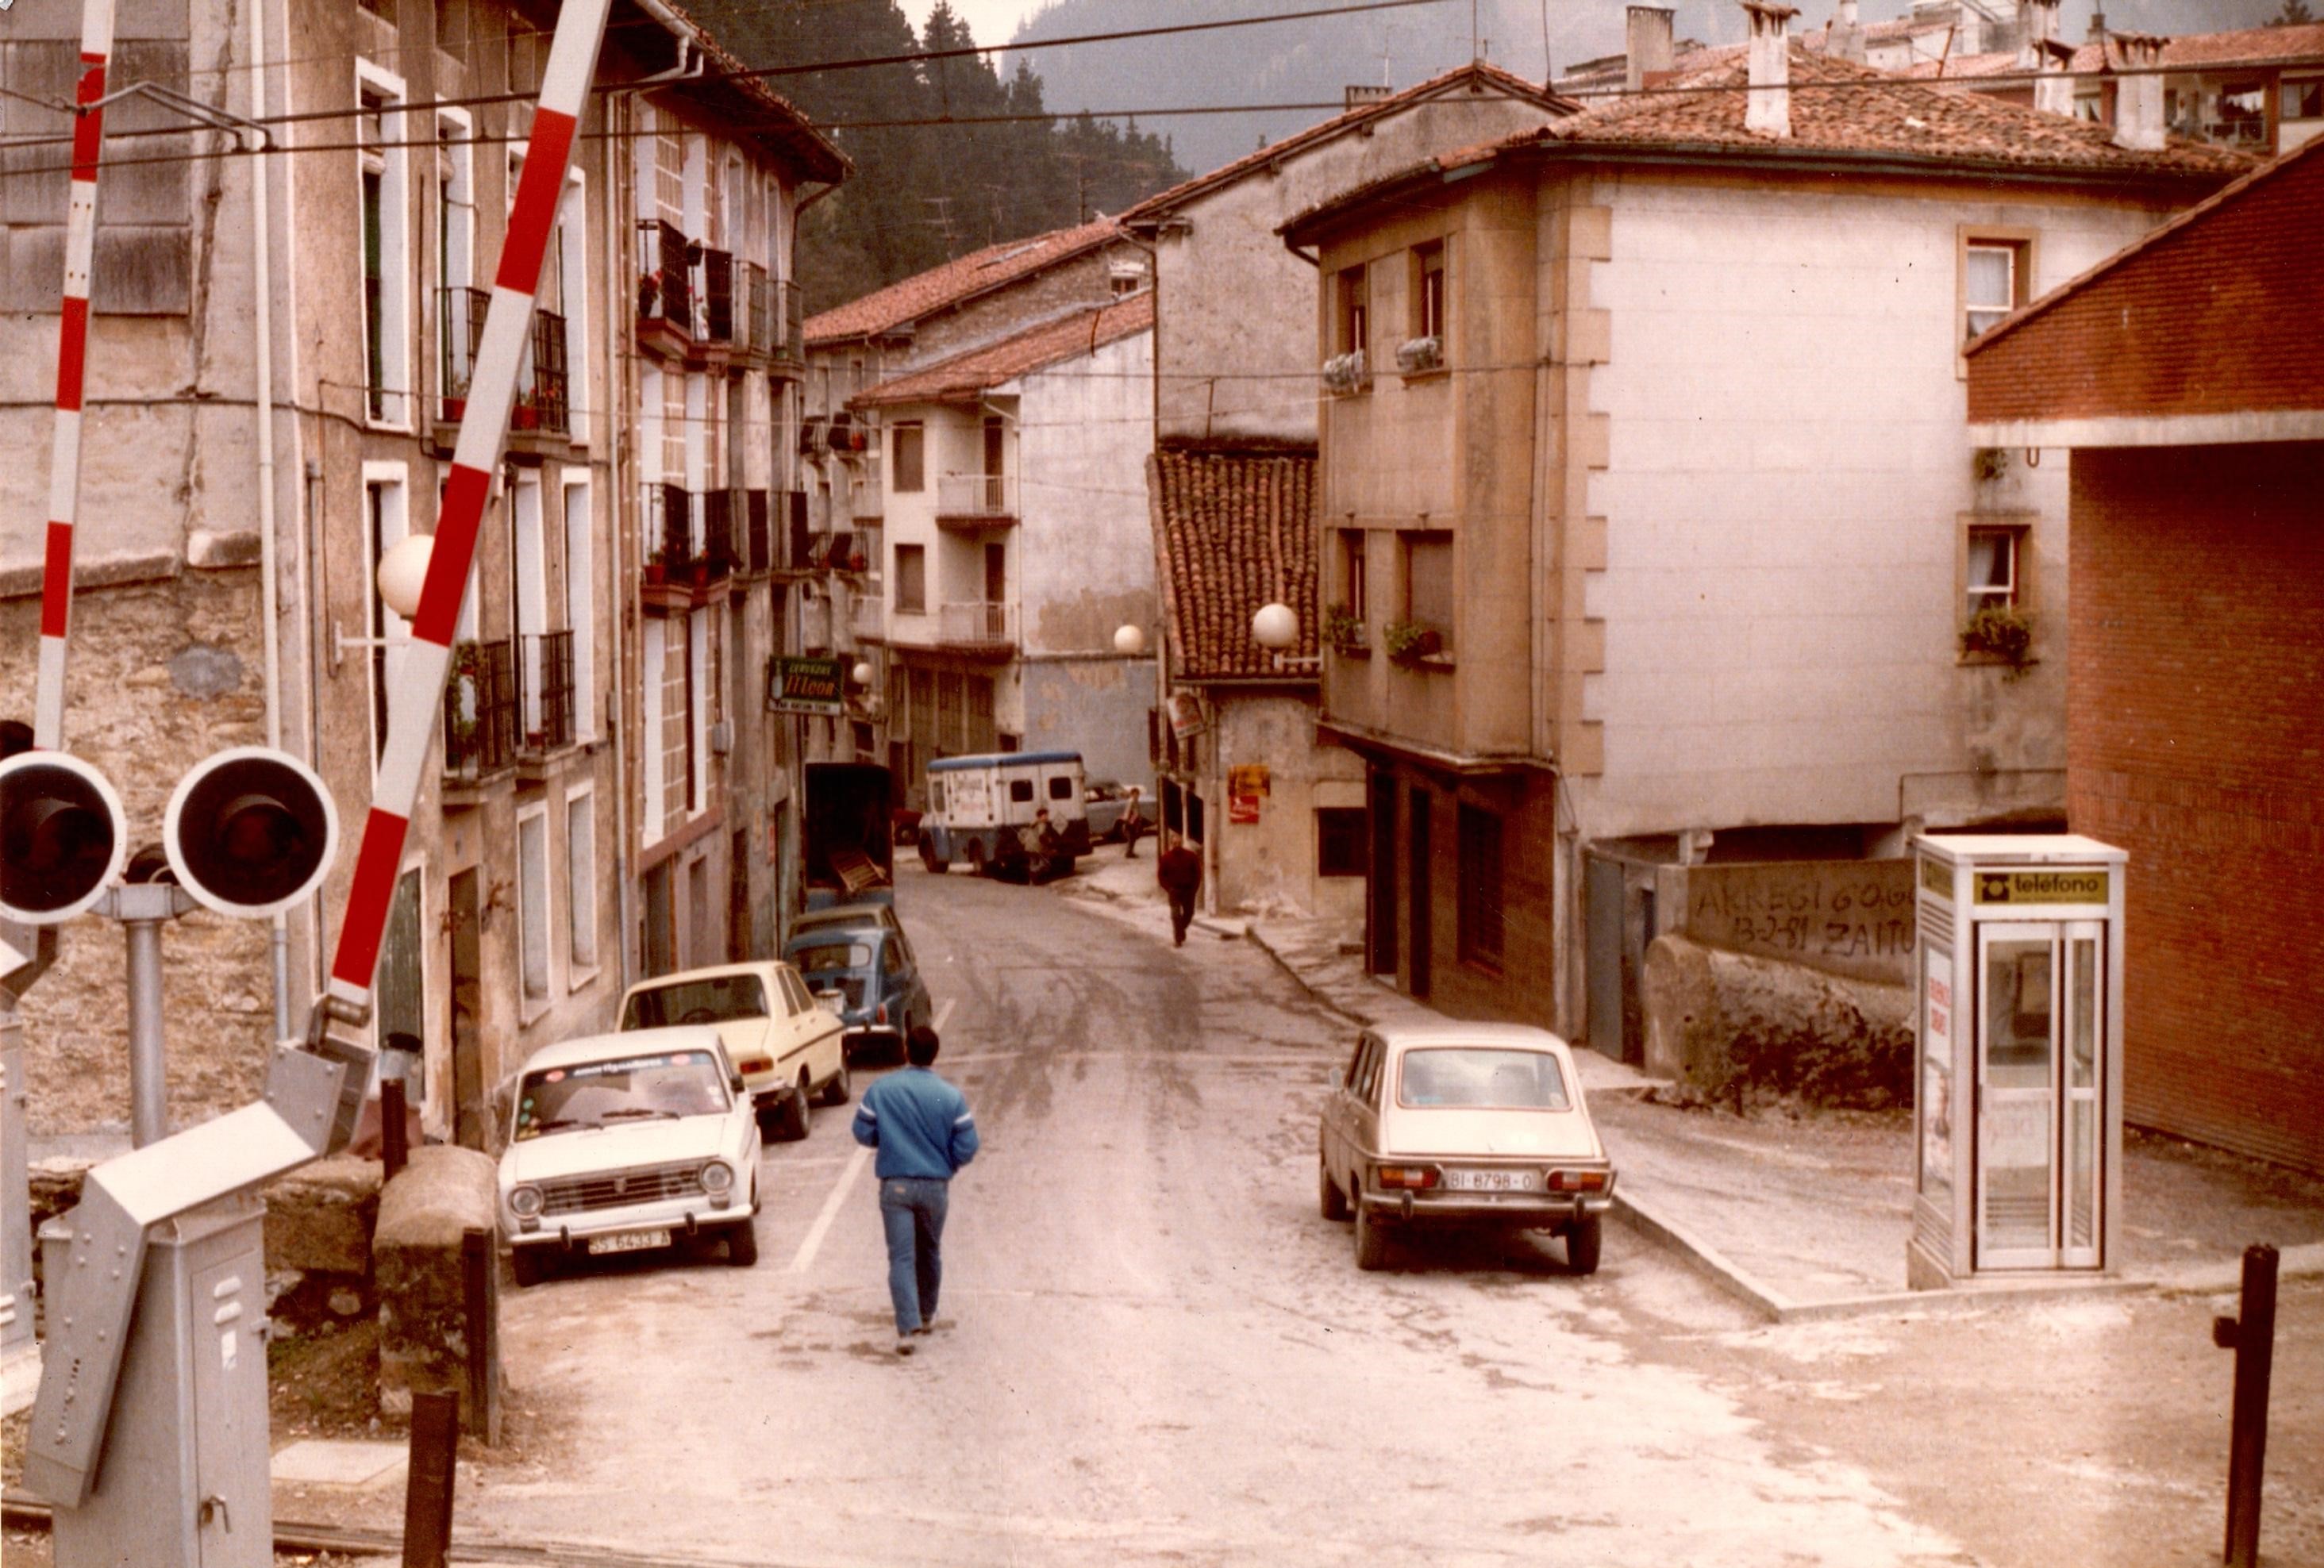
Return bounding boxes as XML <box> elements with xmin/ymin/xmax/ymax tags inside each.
<box><xmin>933</xmin><ymin>997</ymin><xmax>956</xmax><ymax>1032</ymax></box>
<box><xmin>789</xmin><ymin>1143</ymin><xmax>869</xmax><ymax>1274</ymax></box>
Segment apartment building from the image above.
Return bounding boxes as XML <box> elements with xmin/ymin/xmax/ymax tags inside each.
<box><xmin>1279</xmin><ymin>10</ymin><xmax>2249</xmax><ymax>1055</ymax></box>
<box><xmin>0</xmin><ymin>0</ymin><xmax>840</xmax><ymax>1150</ymax></box>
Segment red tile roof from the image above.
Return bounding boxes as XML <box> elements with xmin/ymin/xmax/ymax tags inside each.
<box><xmin>648</xmin><ymin>0</ymin><xmax>848</xmax><ymax>183</ymax></box>
<box><xmin>805</xmin><ymin>218</ymin><xmax>1123</xmax><ymax>345</ymax></box>
<box><xmin>852</xmin><ymin>291</ymin><xmax>1153</xmax><ymax>407</ymax></box>
<box><xmin>1121</xmin><ymin>61</ymin><xmax>1573</xmax><ymax>223</ymax></box>
<box><xmin>1149</xmin><ymin>450</ymin><xmax>1320</xmax><ymax>682</ymax></box>
<box><xmin>2064</xmin><ymin>22</ymin><xmax>2324</xmax><ymax>75</ymax></box>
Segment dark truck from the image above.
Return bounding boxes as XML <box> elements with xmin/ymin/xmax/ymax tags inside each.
<box><xmin>802</xmin><ymin>762</ymin><xmax>895</xmax><ymax>909</ymax></box>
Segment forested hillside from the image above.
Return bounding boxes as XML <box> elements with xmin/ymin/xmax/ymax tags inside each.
<box><xmin>690</xmin><ymin>0</ymin><xmax>1187</xmax><ymax>309</ymax></box>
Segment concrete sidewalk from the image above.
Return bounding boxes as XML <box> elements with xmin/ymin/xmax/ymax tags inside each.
<box><xmin>1057</xmin><ymin>853</ymin><xmax>2324</xmax><ymax>1320</ymax></box>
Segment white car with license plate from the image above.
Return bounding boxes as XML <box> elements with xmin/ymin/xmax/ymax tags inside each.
<box><xmin>1318</xmin><ymin>1021</ymin><xmax>1615</xmax><ymax>1274</ymax></box>
<box><xmin>618</xmin><ymin>960</ymin><xmax>849</xmax><ymax>1140</ymax></box>
<box><xmin>499</xmin><ymin>1028</ymin><xmax>762</xmax><ymax>1286</ymax></box>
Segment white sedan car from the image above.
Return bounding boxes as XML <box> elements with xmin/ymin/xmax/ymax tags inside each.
<box><xmin>499</xmin><ymin>1028</ymin><xmax>762</xmax><ymax>1286</ymax></box>
<box><xmin>1318</xmin><ymin>1021</ymin><xmax>1615</xmax><ymax>1274</ymax></box>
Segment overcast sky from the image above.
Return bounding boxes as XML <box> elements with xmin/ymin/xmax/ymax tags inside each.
<box><xmin>912</xmin><ymin>0</ymin><xmax>2288</xmax><ymax>52</ymax></box>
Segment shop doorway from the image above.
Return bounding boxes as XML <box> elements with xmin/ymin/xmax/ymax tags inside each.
<box><xmin>1406</xmin><ymin>787</ymin><xmax>1431</xmax><ymax>999</ymax></box>
<box><xmin>446</xmin><ymin>868</ymin><xmax>484</xmax><ymax>1151</ymax></box>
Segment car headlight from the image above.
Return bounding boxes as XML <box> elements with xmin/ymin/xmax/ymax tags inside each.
<box><xmin>508</xmin><ymin>1184</ymin><xmax>544</xmax><ymax>1218</ymax></box>
<box><xmin>699</xmin><ymin>1159</ymin><xmax>735</xmax><ymax>1196</ymax></box>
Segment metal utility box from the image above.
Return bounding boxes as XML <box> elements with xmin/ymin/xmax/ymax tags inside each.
<box><xmin>46</xmin><ymin>1193</ymin><xmax>271</xmax><ymax>1568</ymax></box>
<box><xmin>1908</xmin><ymin>835</ymin><xmax>2127</xmax><ymax>1291</ymax></box>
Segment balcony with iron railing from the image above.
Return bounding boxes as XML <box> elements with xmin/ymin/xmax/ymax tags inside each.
<box><xmin>518</xmin><ymin>628</ymin><xmax>575</xmax><ymax>755</ymax></box>
<box><xmin>851</xmin><ymin>588</ymin><xmax>885</xmax><ymax>644</ymax></box>
<box><xmin>514</xmin><ymin>309</ymin><xmax>568</xmax><ymax>436</ymax></box>
<box><xmin>437</xmin><ymin>285</ymin><xmax>487</xmax><ymax>425</ymax></box>
<box><xmin>936</xmin><ymin>472</ymin><xmax>1018</xmax><ymax>526</ymax></box>
<box><xmin>700</xmin><ymin>247</ymin><xmax>734</xmax><ymax>347</ymax></box>
<box><xmin>702</xmin><ymin>486</ymin><xmax>743</xmax><ymax>576</ymax></box>
<box><xmin>936</xmin><ymin>600</ymin><xmax>1016</xmax><ymax>654</ymax></box>
<box><xmin>772</xmin><ymin>277</ymin><xmax>805</xmax><ymax>371</ymax></box>
<box><xmin>745</xmin><ymin>488</ymin><xmax>773</xmax><ymax>575</ymax></box>
<box><xmin>636</xmin><ymin>218</ymin><xmax>695</xmax><ymax>348</ymax></box>
<box><xmin>444</xmin><ymin>638</ymin><xmax>518</xmax><ymax>779</ymax></box>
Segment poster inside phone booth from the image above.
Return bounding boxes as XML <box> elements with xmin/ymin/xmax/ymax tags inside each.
<box><xmin>1908</xmin><ymin>835</ymin><xmax>2126</xmax><ymax>1290</ymax></box>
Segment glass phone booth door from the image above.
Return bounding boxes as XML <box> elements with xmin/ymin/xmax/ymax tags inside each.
<box><xmin>1974</xmin><ymin>921</ymin><xmax>2105</xmax><ymax>1270</ymax></box>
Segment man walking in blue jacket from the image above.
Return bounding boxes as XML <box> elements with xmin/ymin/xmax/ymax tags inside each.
<box><xmin>852</xmin><ymin>1024</ymin><xmax>978</xmax><ymax>1355</ymax></box>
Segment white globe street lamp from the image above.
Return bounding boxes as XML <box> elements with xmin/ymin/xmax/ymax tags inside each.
<box><xmin>1113</xmin><ymin>623</ymin><xmax>1148</xmax><ymax>656</ymax></box>
<box><xmin>1251</xmin><ymin>601</ymin><xmax>1299</xmax><ymax>651</ymax></box>
<box><xmin>851</xmin><ymin>660</ymin><xmax>875</xmax><ymax>687</ymax></box>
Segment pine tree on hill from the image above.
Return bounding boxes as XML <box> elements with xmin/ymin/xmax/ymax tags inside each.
<box><xmin>687</xmin><ymin>0</ymin><xmax>1185</xmax><ymax>309</ymax></box>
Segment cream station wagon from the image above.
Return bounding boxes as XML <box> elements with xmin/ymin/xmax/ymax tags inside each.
<box><xmin>620</xmin><ymin>960</ymin><xmax>849</xmax><ymax>1140</ymax></box>
<box><xmin>1319</xmin><ymin>1022</ymin><xmax>1616</xmax><ymax>1274</ymax></box>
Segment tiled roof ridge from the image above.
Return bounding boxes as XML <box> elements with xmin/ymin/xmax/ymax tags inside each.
<box><xmin>1120</xmin><ymin>60</ymin><xmax>1572</xmax><ymax>222</ymax></box>
<box><xmin>852</xmin><ymin>290</ymin><xmax>1153</xmax><ymax>406</ymax></box>
<box><xmin>2064</xmin><ymin>20</ymin><xmax>2324</xmax><ymax>74</ymax></box>
<box><xmin>1148</xmin><ymin>448</ymin><xmax>1321</xmax><ymax>682</ymax></box>
<box><xmin>805</xmin><ymin>216</ymin><xmax>1123</xmax><ymax>344</ymax></box>
<box><xmin>1965</xmin><ymin>130</ymin><xmax>2324</xmax><ymax>361</ymax></box>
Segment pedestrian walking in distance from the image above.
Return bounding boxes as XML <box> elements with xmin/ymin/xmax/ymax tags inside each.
<box><xmin>1156</xmin><ymin>832</ymin><xmax>1202</xmax><ymax>948</ymax></box>
<box><xmin>1120</xmin><ymin>785</ymin><xmax>1146</xmax><ymax>859</ymax></box>
<box><xmin>852</xmin><ymin>1024</ymin><xmax>979</xmax><ymax>1355</ymax></box>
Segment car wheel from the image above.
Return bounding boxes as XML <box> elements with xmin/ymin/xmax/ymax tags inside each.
<box><xmin>1319</xmin><ymin>1160</ymin><xmax>1350</xmax><ymax>1222</ymax></box>
<box><xmin>819</xmin><ymin>1055</ymin><xmax>852</xmax><ymax>1106</ymax></box>
<box><xmin>756</xmin><ymin>1105</ymin><xmax>779</xmax><ymax>1140</ymax></box>
<box><xmin>725</xmin><ymin>1219</ymin><xmax>760</xmax><ymax>1267</ymax></box>
<box><xmin>919</xmin><ymin>838</ymin><xmax>948</xmax><ymax>874</ymax></box>
<box><xmin>1353</xmin><ymin>1199</ymin><xmax>1391</xmax><ymax>1271</ymax></box>
<box><xmin>1567</xmin><ymin>1213</ymin><xmax>1603</xmax><ymax>1276</ymax></box>
<box><xmin>777</xmin><ymin>1072</ymin><xmax>813</xmax><ymax>1141</ymax></box>
<box><xmin>510</xmin><ymin>1247</ymin><xmax>550</xmax><ymax>1288</ymax></box>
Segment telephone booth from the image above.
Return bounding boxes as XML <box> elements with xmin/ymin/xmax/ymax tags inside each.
<box><xmin>1907</xmin><ymin>835</ymin><xmax>2126</xmax><ymax>1290</ymax></box>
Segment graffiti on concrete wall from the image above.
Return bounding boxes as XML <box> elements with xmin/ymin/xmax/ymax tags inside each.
<box><xmin>1683</xmin><ymin>861</ymin><xmax>1918</xmax><ymax>984</ymax></box>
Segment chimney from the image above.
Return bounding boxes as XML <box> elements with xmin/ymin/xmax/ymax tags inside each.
<box><xmin>1345</xmin><ymin>83</ymin><xmax>1393</xmax><ymax>110</ymax></box>
<box><xmin>1743</xmin><ymin>2</ymin><xmax>1798</xmax><ymax>139</ymax></box>
<box><xmin>1626</xmin><ymin>6</ymin><xmax>1675</xmax><ymax>93</ymax></box>
<box><xmin>2015</xmin><ymin>0</ymin><xmax>2059</xmax><ymax>68</ymax></box>
<box><xmin>2034</xmin><ymin>38</ymin><xmax>2076</xmax><ymax>117</ymax></box>
<box><xmin>1829</xmin><ymin>0</ymin><xmax>1866</xmax><ymax>64</ymax></box>
<box><xmin>2087</xmin><ymin>10</ymin><xmax>2107</xmax><ymax>44</ymax></box>
<box><xmin>2110</xmin><ymin>32</ymin><xmax>2166</xmax><ymax>151</ymax></box>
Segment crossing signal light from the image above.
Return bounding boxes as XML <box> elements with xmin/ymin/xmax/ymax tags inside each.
<box><xmin>163</xmin><ymin>747</ymin><xmax>339</xmax><ymax>919</ymax></box>
<box><xmin>0</xmin><ymin>752</ymin><xmax>129</xmax><ymax>924</ymax></box>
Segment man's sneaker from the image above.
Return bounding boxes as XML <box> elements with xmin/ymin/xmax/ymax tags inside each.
<box><xmin>895</xmin><ymin>1336</ymin><xmax>915</xmax><ymax>1357</ymax></box>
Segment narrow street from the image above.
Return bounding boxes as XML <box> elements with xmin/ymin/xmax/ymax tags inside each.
<box><xmin>483</xmin><ymin>868</ymin><xmax>1968</xmax><ymax>1568</ymax></box>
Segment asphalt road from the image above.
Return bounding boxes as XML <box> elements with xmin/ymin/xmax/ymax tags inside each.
<box><xmin>484</xmin><ymin>864</ymin><xmax>1974</xmax><ymax>1568</ymax></box>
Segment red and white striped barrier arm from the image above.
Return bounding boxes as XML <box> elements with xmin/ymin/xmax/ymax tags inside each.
<box><xmin>319</xmin><ymin>0</ymin><xmax>612</xmax><ymax>1023</ymax></box>
<box><xmin>33</xmin><ymin>0</ymin><xmax>119</xmax><ymax>752</ymax></box>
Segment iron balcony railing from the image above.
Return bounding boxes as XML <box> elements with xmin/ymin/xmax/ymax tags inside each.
<box><xmin>745</xmin><ymin>488</ymin><xmax>772</xmax><ymax>575</ymax></box>
<box><xmin>773</xmin><ymin>278</ymin><xmax>804</xmax><ymax>366</ymax></box>
<box><xmin>444</xmin><ymin>638</ymin><xmax>518</xmax><ymax>776</ymax></box>
<box><xmin>701</xmin><ymin>247</ymin><xmax>734</xmax><ymax>344</ymax></box>
<box><xmin>636</xmin><ymin>218</ymin><xmax>694</xmax><ymax>335</ymax></box>
<box><xmin>741</xmin><ymin>262</ymin><xmax>771</xmax><ymax>355</ymax></box>
<box><xmin>519</xmin><ymin>628</ymin><xmax>575</xmax><ymax>752</ymax></box>
<box><xmin>851</xmin><ymin>590</ymin><xmax>884</xmax><ymax>643</ymax></box>
<box><xmin>648</xmin><ymin>480</ymin><xmax>694</xmax><ymax>575</ymax></box>
<box><xmin>517</xmin><ymin>309</ymin><xmax>568</xmax><ymax>435</ymax></box>
<box><xmin>786</xmin><ymin>489</ymin><xmax>810</xmax><ymax>571</ymax></box>
<box><xmin>437</xmin><ymin>285</ymin><xmax>489</xmax><ymax>424</ymax></box>
<box><xmin>936</xmin><ymin>472</ymin><xmax>1017</xmax><ymax>520</ymax></box>
<box><xmin>702</xmin><ymin>487</ymin><xmax>742</xmax><ymax>575</ymax></box>
<box><xmin>937</xmin><ymin>600</ymin><xmax>1016</xmax><ymax>648</ymax></box>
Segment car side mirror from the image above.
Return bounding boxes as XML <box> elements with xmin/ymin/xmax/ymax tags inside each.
<box><xmin>729</xmin><ymin>1073</ymin><xmax>746</xmax><ymax>1095</ymax></box>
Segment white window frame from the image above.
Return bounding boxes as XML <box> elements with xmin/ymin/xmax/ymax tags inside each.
<box><xmin>563</xmin><ymin>475</ymin><xmax>596</xmax><ymax>741</ymax></box>
<box><xmin>516</xmin><ymin>798</ymin><xmax>554</xmax><ymax>1012</ymax></box>
<box><xmin>1957</xmin><ymin>226</ymin><xmax>2037</xmax><ymax>376</ymax></box>
<box><xmin>362</xmin><ymin>461</ymin><xmax>410</xmax><ymax>772</ymax></box>
<box><xmin>356</xmin><ymin>59</ymin><xmax>414</xmax><ymax>430</ymax></box>
<box><xmin>641</xmin><ymin>618</ymin><xmax>668</xmax><ymax>844</ymax></box>
<box><xmin>564</xmin><ymin>782</ymin><xmax>599</xmax><ymax>986</ymax></box>
<box><xmin>433</xmin><ymin>106</ymin><xmax>475</xmax><ymax>421</ymax></box>
<box><xmin>560</xmin><ymin>169</ymin><xmax>590</xmax><ymax>448</ymax></box>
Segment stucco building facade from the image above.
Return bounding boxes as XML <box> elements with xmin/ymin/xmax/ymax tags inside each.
<box><xmin>1282</xmin><ymin>21</ymin><xmax>2251</xmax><ymax>1053</ymax></box>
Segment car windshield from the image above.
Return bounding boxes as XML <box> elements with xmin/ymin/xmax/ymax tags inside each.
<box><xmin>793</xmin><ymin>940</ymin><xmax>874</xmax><ymax>975</ymax></box>
<box><xmin>621</xmin><ymin>974</ymin><xmax>767</xmax><ymax>1030</ymax></box>
<box><xmin>514</xmin><ymin>1048</ymin><xmax>729</xmax><ymax>1139</ymax></box>
<box><xmin>795</xmin><ymin>906</ymin><xmax>889</xmax><ymax>935</ymax></box>
<box><xmin>1396</xmin><ymin>1048</ymin><xmax>1571</xmax><ymax>1111</ymax></box>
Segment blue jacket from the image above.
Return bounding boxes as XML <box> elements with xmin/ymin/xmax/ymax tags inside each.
<box><xmin>852</xmin><ymin>1066</ymin><xmax>979</xmax><ymax>1180</ymax></box>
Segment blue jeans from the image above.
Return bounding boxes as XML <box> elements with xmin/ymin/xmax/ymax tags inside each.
<box><xmin>878</xmin><ymin>1176</ymin><xmax>949</xmax><ymax>1334</ymax></box>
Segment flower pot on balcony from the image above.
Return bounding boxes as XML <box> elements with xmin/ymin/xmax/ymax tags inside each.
<box><xmin>644</xmin><ymin>560</ymin><xmax>667</xmax><ymax>586</ymax></box>
<box><xmin>441</xmin><ymin>396</ymin><xmax>466</xmax><ymax>422</ymax></box>
<box><xmin>512</xmin><ymin>403</ymin><xmax>540</xmax><ymax>432</ymax></box>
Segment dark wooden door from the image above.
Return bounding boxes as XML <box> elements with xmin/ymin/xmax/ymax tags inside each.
<box><xmin>447</xmin><ymin>868</ymin><xmax>485</xmax><ymax>1151</ymax></box>
<box><xmin>1406</xmin><ymin>787</ymin><xmax>1431</xmax><ymax>999</ymax></box>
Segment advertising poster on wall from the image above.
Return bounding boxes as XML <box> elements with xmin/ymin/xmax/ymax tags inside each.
<box><xmin>1921</xmin><ymin>943</ymin><xmax>1953</xmax><ymax>1198</ymax></box>
<box><xmin>1228</xmin><ymin>763</ymin><xmax>1268</xmax><ymax>824</ymax></box>
<box><xmin>767</xmin><ymin>655</ymin><xmax>844</xmax><ymax>717</ymax></box>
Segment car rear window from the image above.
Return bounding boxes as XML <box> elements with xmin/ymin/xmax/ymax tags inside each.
<box><xmin>795</xmin><ymin>941</ymin><xmax>874</xmax><ymax>974</ymax></box>
<box><xmin>1396</xmin><ymin>1048</ymin><xmax>1570</xmax><ymax>1111</ymax></box>
<box><xmin>514</xmin><ymin>1048</ymin><xmax>729</xmax><ymax>1139</ymax></box>
<box><xmin>621</xmin><ymin>974</ymin><xmax>768</xmax><ymax>1030</ymax></box>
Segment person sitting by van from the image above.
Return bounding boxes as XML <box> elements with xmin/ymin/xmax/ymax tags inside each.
<box><xmin>1120</xmin><ymin>786</ymin><xmax>1147</xmax><ymax>859</ymax></box>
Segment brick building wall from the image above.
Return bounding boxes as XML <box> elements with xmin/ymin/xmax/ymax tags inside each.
<box><xmin>2068</xmin><ymin>444</ymin><xmax>2324</xmax><ymax>1173</ymax></box>
<box><xmin>1968</xmin><ymin>145</ymin><xmax>2324</xmax><ymax>425</ymax></box>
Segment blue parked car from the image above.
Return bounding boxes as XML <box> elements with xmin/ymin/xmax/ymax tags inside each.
<box><xmin>782</xmin><ymin>924</ymin><xmax>932</xmax><ymax>1066</ymax></box>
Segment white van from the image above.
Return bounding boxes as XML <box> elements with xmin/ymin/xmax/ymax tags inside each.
<box><xmin>918</xmin><ymin>751</ymin><xmax>1091</xmax><ymax>881</ymax></box>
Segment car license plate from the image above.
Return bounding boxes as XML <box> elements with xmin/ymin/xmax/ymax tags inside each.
<box><xmin>1444</xmin><ymin>1168</ymin><xmax>1542</xmax><ymax>1193</ymax></box>
<box><xmin>587</xmin><ymin>1228</ymin><xmax>670</xmax><ymax>1256</ymax></box>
